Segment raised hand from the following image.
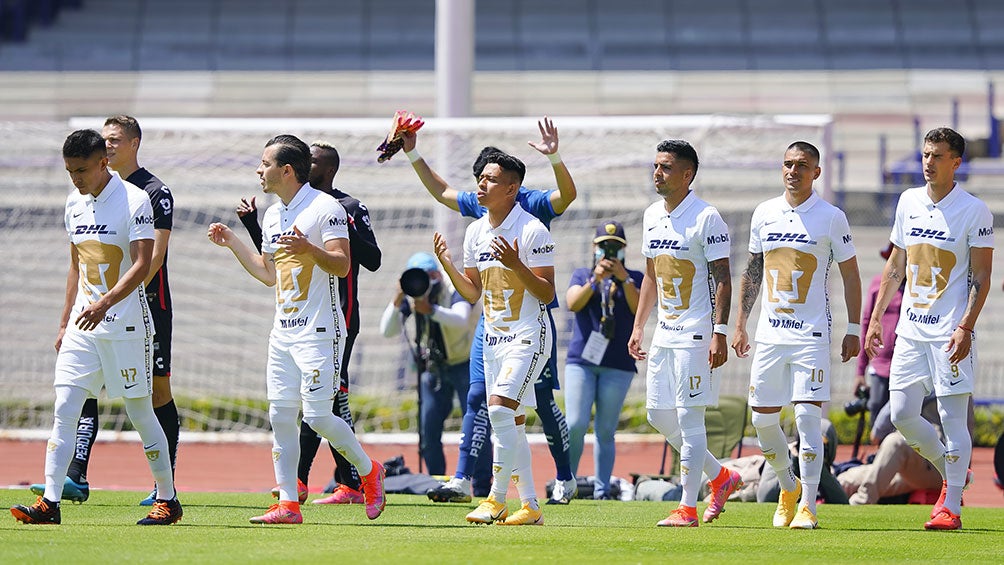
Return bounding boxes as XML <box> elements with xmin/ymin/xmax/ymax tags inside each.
<box><xmin>490</xmin><ymin>236</ymin><xmax>520</xmax><ymax>269</ymax></box>
<box><xmin>528</xmin><ymin>116</ymin><xmax>559</xmax><ymax>155</ymax></box>
<box><xmin>207</xmin><ymin>222</ymin><xmax>236</xmax><ymax>247</ymax></box>
<box><xmin>236</xmin><ymin>196</ymin><xmax>257</xmax><ymax>218</ymax></box>
<box><xmin>278</xmin><ymin>225</ymin><xmax>311</xmax><ymax>255</ymax></box>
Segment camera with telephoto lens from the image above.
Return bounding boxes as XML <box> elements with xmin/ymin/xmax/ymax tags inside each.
<box><xmin>399</xmin><ymin>267</ymin><xmax>431</xmax><ymax>298</ymax></box>
<box><xmin>844</xmin><ymin>384</ymin><xmax>870</xmax><ymax>417</ymax></box>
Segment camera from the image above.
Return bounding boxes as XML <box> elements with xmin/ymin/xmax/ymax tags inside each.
<box><xmin>598</xmin><ymin>240</ymin><xmax>624</xmax><ymax>261</ymax></box>
<box><xmin>399</xmin><ymin>267</ymin><xmax>431</xmax><ymax>298</ymax></box>
<box><xmin>843</xmin><ymin>384</ymin><xmax>870</xmax><ymax>417</ymax></box>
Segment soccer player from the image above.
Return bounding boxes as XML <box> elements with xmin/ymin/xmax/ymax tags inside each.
<box><xmin>29</xmin><ymin>116</ymin><xmax>180</xmax><ymax>506</ymax></box>
<box><xmin>207</xmin><ymin>135</ymin><xmax>385</xmax><ymax>524</ymax></box>
<box><xmin>403</xmin><ymin>118</ymin><xmax>580</xmax><ymax>505</ymax></box>
<box><xmin>236</xmin><ymin>141</ymin><xmax>382</xmax><ymax>505</ymax></box>
<box><xmin>864</xmin><ymin>127</ymin><xmax>993</xmax><ymax>531</ymax></box>
<box><xmin>732</xmin><ymin>141</ymin><xmax>861</xmax><ymax>529</ymax></box>
<box><xmin>11</xmin><ymin>129</ymin><xmax>182</xmax><ymax>525</ymax></box>
<box><xmin>628</xmin><ymin>140</ymin><xmax>744</xmax><ymax>527</ymax></box>
<box><xmin>433</xmin><ymin>151</ymin><xmax>555</xmax><ymax>526</ymax></box>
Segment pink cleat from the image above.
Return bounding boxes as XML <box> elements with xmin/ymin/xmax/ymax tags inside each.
<box><xmin>360</xmin><ymin>459</ymin><xmax>386</xmax><ymax>520</ymax></box>
<box><xmin>703</xmin><ymin>468</ymin><xmax>743</xmax><ymax>523</ymax></box>
<box><xmin>249</xmin><ymin>503</ymin><xmax>303</xmax><ymax>524</ymax></box>
<box><xmin>312</xmin><ymin>484</ymin><xmax>365</xmax><ymax>505</ymax></box>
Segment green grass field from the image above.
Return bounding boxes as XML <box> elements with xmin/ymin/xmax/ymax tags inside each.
<box><xmin>2</xmin><ymin>491</ymin><xmax>1002</xmax><ymax>564</ymax></box>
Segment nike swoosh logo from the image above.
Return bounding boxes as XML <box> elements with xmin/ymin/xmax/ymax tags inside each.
<box><xmin>688</xmin><ymin>392</ymin><xmax>703</xmax><ymax>398</ymax></box>
<box><xmin>124</xmin><ymin>383</ymin><xmax>139</xmax><ymax>389</ymax></box>
<box><xmin>949</xmin><ymin>379</ymin><xmax>963</xmax><ymax>386</ymax></box>
<box><xmin>810</xmin><ymin>386</ymin><xmax>822</xmax><ymax>392</ymax></box>
<box><xmin>764</xmin><ymin>220</ymin><xmax>778</xmax><ymax>225</ymax></box>
<box><xmin>909</xmin><ymin>214</ymin><xmax>922</xmax><ymax>219</ymax></box>
<box><xmin>72</xmin><ymin>212</ymin><xmax>83</xmax><ymax>218</ymax></box>
<box><xmin>143</xmin><ymin>444</ymin><xmax>157</xmax><ymax>450</ymax></box>
<box><xmin>308</xmin><ymin>385</ymin><xmax>323</xmax><ymax>392</ymax></box>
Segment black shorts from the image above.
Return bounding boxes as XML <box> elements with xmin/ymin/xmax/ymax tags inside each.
<box><xmin>338</xmin><ymin>331</ymin><xmax>358</xmax><ymax>393</ymax></box>
<box><xmin>150</xmin><ymin>306</ymin><xmax>172</xmax><ymax>377</ymax></box>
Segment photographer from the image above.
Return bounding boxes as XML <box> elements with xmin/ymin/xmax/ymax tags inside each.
<box><xmin>380</xmin><ymin>252</ymin><xmax>476</xmax><ymax>475</ymax></box>
<box><xmin>564</xmin><ymin>221</ymin><xmax>643</xmax><ymax>499</ymax></box>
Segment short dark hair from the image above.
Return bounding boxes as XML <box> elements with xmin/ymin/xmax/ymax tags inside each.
<box><xmin>63</xmin><ymin>129</ymin><xmax>107</xmax><ymax>159</ymax></box>
<box><xmin>924</xmin><ymin>127</ymin><xmax>966</xmax><ymax>158</ymax></box>
<box><xmin>104</xmin><ymin>115</ymin><xmax>142</xmax><ymax>141</ymax></box>
<box><xmin>311</xmin><ymin>141</ymin><xmax>341</xmax><ymax>174</ymax></box>
<box><xmin>483</xmin><ymin>151</ymin><xmax>526</xmax><ymax>184</ymax></box>
<box><xmin>473</xmin><ymin>145</ymin><xmax>503</xmax><ymax>178</ymax></box>
<box><xmin>656</xmin><ymin>139</ymin><xmax>700</xmax><ymax>178</ymax></box>
<box><xmin>265</xmin><ymin>134</ymin><xmax>311</xmax><ymax>183</ymax></box>
<box><xmin>786</xmin><ymin>141</ymin><xmax>820</xmax><ymax>164</ymax></box>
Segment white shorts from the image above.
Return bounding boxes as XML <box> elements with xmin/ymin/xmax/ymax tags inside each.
<box><xmin>889</xmin><ymin>336</ymin><xmax>976</xmax><ymax>396</ymax></box>
<box><xmin>54</xmin><ymin>329</ymin><xmax>153</xmax><ymax>399</ymax></box>
<box><xmin>645</xmin><ymin>345</ymin><xmax>717</xmax><ymax>409</ymax></box>
<box><xmin>267</xmin><ymin>339</ymin><xmax>343</xmax><ymax>415</ymax></box>
<box><xmin>484</xmin><ymin>347</ymin><xmax>547</xmax><ymax>410</ymax></box>
<box><xmin>748</xmin><ymin>343</ymin><xmax>830</xmax><ymax>407</ymax></box>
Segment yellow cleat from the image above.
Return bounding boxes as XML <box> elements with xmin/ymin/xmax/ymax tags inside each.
<box><xmin>498</xmin><ymin>502</ymin><xmax>543</xmax><ymax>526</ymax></box>
<box><xmin>466</xmin><ymin>496</ymin><xmax>508</xmax><ymax>524</ymax></box>
<box><xmin>773</xmin><ymin>482</ymin><xmax>802</xmax><ymax>528</ymax></box>
<box><xmin>789</xmin><ymin>504</ymin><xmax>818</xmax><ymax>529</ymax></box>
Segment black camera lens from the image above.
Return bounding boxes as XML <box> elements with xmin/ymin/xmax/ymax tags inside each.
<box><xmin>844</xmin><ymin>398</ymin><xmax>868</xmax><ymax>417</ymax></box>
<box><xmin>599</xmin><ymin>240</ymin><xmax>624</xmax><ymax>260</ymax></box>
<box><xmin>400</xmin><ymin>267</ymin><xmax>431</xmax><ymax>297</ymax></box>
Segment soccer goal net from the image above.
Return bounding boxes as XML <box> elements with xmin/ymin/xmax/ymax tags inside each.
<box><xmin>0</xmin><ymin>114</ymin><xmax>833</xmax><ymax>436</ymax></box>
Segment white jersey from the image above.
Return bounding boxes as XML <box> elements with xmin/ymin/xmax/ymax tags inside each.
<box><xmin>261</xmin><ymin>185</ymin><xmax>349</xmax><ymax>343</ymax></box>
<box><xmin>890</xmin><ymin>184</ymin><xmax>994</xmax><ymax>341</ymax></box>
<box><xmin>463</xmin><ymin>204</ymin><xmax>554</xmax><ymax>358</ymax></box>
<box><xmin>65</xmin><ymin>173</ymin><xmax>155</xmax><ymax>340</ymax></box>
<box><xmin>641</xmin><ymin>192</ymin><xmax>731</xmax><ymax>348</ymax></box>
<box><xmin>749</xmin><ymin>191</ymin><xmax>856</xmax><ymax>345</ymax></box>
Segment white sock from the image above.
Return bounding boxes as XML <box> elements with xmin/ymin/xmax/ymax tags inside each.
<box><xmin>752</xmin><ymin>410</ymin><xmax>797</xmax><ymax>491</ymax></box>
<box><xmin>44</xmin><ymin>386</ymin><xmax>88</xmax><ymax>502</ymax></box>
<box><xmin>512</xmin><ymin>423</ymin><xmax>538</xmax><ymax>507</ymax></box>
<box><xmin>268</xmin><ymin>403</ymin><xmax>300</xmax><ymax>502</ymax></box>
<box><xmin>794</xmin><ymin>403</ymin><xmax>822</xmax><ymax>512</ymax></box>
<box><xmin>938</xmin><ymin>394</ymin><xmax>972</xmax><ymax>514</ymax></box>
<box><xmin>678</xmin><ymin>407</ymin><xmax>708</xmax><ymax>508</ymax></box>
<box><xmin>124</xmin><ymin>396</ymin><xmax>175</xmax><ymax>501</ymax></box>
<box><xmin>488</xmin><ymin>404</ymin><xmax>518</xmax><ymax>502</ymax></box>
<box><xmin>303</xmin><ymin>406</ymin><xmax>372</xmax><ymax>476</ymax></box>
<box><xmin>648</xmin><ymin>407</ymin><xmax>723</xmax><ymax>481</ymax></box>
<box><xmin>890</xmin><ymin>387</ymin><xmax>947</xmax><ymax>476</ymax></box>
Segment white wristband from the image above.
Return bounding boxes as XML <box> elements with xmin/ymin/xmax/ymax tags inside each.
<box><xmin>713</xmin><ymin>324</ymin><xmax>728</xmax><ymax>336</ymax></box>
<box><xmin>846</xmin><ymin>322</ymin><xmax>861</xmax><ymax>337</ymax></box>
<box><xmin>405</xmin><ymin>148</ymin><xmax>422</xmax><ymax>163</ymax></box>
<box><xmin>547</xmin><ymin>152</ymin><xmax>562</xmax><ymax>165</ymax></box>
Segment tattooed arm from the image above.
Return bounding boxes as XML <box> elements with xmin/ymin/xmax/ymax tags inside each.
<box><xmin>708</xmin><ymin>257</ymin><xmax>732</xmax><ymax>368</ymax></box>
<box><xmin>947</xmin><ymin>247</ymin><xmax>993</xmax><ymax>363</ymax></box>
<box><xmin>731</xmin><ymin>252</ymin><xmax>762</xmax><ymax>358</ymax></box>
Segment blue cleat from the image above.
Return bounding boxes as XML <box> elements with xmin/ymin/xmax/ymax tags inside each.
<box><xmin>29</xmin><ymin>477</ymin><xmax>89</xmax><ymax>504</ymax></box>
<box><xmin>139</xmin><ymin>487</ymin><xmax>157</xmax><ymax>506</ymax></box>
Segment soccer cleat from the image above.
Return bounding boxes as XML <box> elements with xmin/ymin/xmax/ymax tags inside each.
<box><xmin>270</xmin><ymin>478</ymin><xmax>309</xmax><ymax>504</ymax></box>
<box><xmin>657</xmin><ymin>506</ymin><xmax>699</xmax><ymax>527</ymax></box>
<box><xmin>925</xmin><ymin>509</ymin><xmax>962</xmax><ymax>530</ymax></box>
<box><xmin>137</xmin><ymin>498</ymin><xmax>183</xmax><ymax>525</ymax></box>
<box><xmin>546</xmin><ymin>478</ymin><xmax>578</xmax><ymax>505</ymax></box>
<box><xmin>466</xmin><ymin>496</ymin><xmax>508</xmax><ymax>524</ymax></box>
<box><xmin>29</xmin><ymin>476</ymin><xmax>89</xmax><ymax>504</ymax></box>
<box><xmin>499</xmin><ymin>502</ymin><xmax>543</xmax><ymax>526</ymax></box>
<box><xmin>426</xmin><ymin>476</ymin><xmax>472</xmax><ymax>503</ymax></box>
<box><xmin>359</xmin><ymin>459</ymin><xmax>386</xmax><ymax>520</ymax></box>
<box><xmin>773</xmin><ymin>481</ymin><xmax>802</xmax><ymax>528</ymax></box>
<box><xmin>930</xmin><ymin>468</ymin><xmax>974</xmax><ymax>519</ymax></box>
<box><xmin>789</xmin><ymin>504</ymin><xmax>818</xmax><ymax>529</ymax></box>
<box><xmin>11</xmin><ymin>497</ymin><xmax>61</xmax><ymax>525</ymax></box>
<box><xmin>312</xmin><ymin>484</ymin><xmax>364</xmax><ymax>505</ymax></box>
<box><xmin>139</xmin><ymin>487</ymin><xmax>157</xmax><ymax>506</ymax></box>
<box><xmin>249</xmin><ymin>503</ymin><xmax>302</xmax><ymax>525</ymax></box>
<box><xmin>703</xmin><ymin>468</ymin><xmax>743</xmax><ymax>523</ymax></box>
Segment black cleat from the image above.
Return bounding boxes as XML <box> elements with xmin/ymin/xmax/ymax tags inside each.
<box><xmin>11</xmin><ymin>497</ymin><xmax>61</xmax><ymax>524</ymax></box>
<box><xmin>137</xmin><ymin>498</ymin><xmax>183</xmax><ymax>525</ymax></box>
